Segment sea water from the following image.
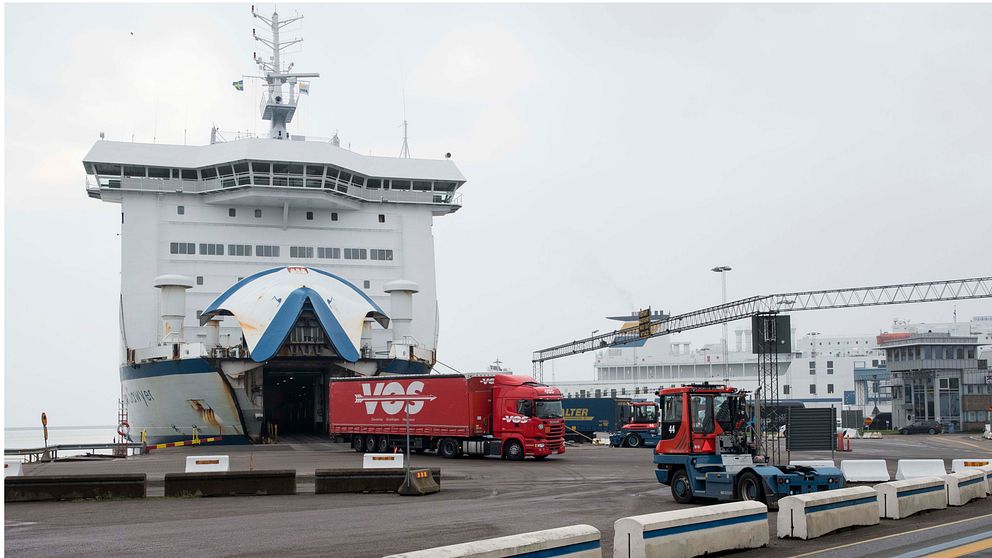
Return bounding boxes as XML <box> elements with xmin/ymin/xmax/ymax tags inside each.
<box><xmin>5</xmin><ymin>426</ymin><xmax>120</xmax><ymax>450</ymax></box>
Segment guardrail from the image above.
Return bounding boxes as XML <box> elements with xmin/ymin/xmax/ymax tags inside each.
<box><xmin>5</xmin><ymin>443</ymin><xmax>145</xmax><ymax>463</ymax></box>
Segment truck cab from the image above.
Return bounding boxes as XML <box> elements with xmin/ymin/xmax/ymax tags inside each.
<box><xmin>491</xmin><ymin>376</ymin><xmax>566</xmax><ymax>459</ymax></box>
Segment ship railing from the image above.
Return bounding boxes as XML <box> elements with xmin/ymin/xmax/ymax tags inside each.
<box><xmin>91</xmin><ymin>175</ymin><xmax>462</xmax><ymax>207</ymax></box>
<box><xmin>5</xmin><ymin>442</ymin><xmax>146</xmax><ymax>463</ymax></box>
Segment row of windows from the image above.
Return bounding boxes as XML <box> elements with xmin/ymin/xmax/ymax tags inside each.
<box><xmin>782</xmin><ymin>384</ymin><xmax>835</xmax><ymax>395</ymax></box>
<box><xmin>189</xmin><ymin>206</ymin><xmax>381</xmax><ymax>224</ymax></box>
<box><xmin>965</xmin><ymin>411</ymin><xmax>992</xmax><ymax>422</ymax></box>
<box><xmin>191</xmin><ymin>276</ymin><xmax>373</xmax><ymax>290</ymax></box>
<box><xmin>890</xmin><ymin>346</ymin><xmax>976</xmax><ymax>361</ymax></box>
<box><xmin>169</xmin><ymin>242</ymin><xmax>393</xmax><ymax>261</ymax></box>
<box><xmin>93</xmin><ymin>161</ymin><xmax>460</xmax><ymax>193</ymax></box>
<box><xmin>964</xmin><ymin>384</ymin><xmax>992</xmax><ymax>395</ymax></box>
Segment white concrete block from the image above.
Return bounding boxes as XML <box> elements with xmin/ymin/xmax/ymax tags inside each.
<box><xmin>944</xmin><ymin>470</ymin><xmax>987</xmax><ymax>506</ymax></box>
<box><xmin>184</xmin><ymin>455</ymin><xmax>230</xmax><ymax>472</ymax></box>
<box><xmin>790</xmin><ymin>460</ymin><xmax>835</xmax><ymax>468</ymax></box>
<box><xmin>363</xmin><ymin>453</ymin><xmax>404</xmax><ymax>469</ymax></box>
<box><xmin>777</xmin><ymin>486</ymin><xmax>879</xmax><ymax>540</ymax></box>
<box><xmin>4</xmin><ymin>458</ymin><xmax>23</xmax><ymax>477</ymax></box>
<box><xmin>384</xmin><ymin>524</ymin><xmax>601</xmax><ymax>558</ymax></box>
<box><xmin>951</xmin><ymin>458</ymin><xmax>991</xmax><ymax>473</ymax></box>
<box><xmin>875</xmin><ymin>477</ymin><xmax>946</xmax><ymax>519</ymax></box>
<box><xmin>841</xmin><ymin>460</ymin><xmax>890</xmax><ymax>483</ymax></box>
<box><xmin>895</xmin><ymin>459</ymin><xmax>946</xmax><ymax>480</ymax></box>
<box><xmin>613</xmin><ymin>501</ymin><xmax>768</xmax><ymax>558</ymax></box>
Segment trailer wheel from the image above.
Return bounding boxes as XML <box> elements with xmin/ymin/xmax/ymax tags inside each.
<box><xmin>736</xmin><ymin>471</ymin><xmax>766</xmax><ymax>503</ymax></box>
<box><xmin>624</xmin><ymin>434</ymin><xmax>643</xmax><ymax>448</ymax></box>
<box><xmin>352</xmin><ymin>435</ymin><xmax>365</xmax><ymax>452</ymax></box>
<box><xmin>377</xmin><ymin>435</ymin><xmax>390</xmax><ymax>453</ymax></box>
<box><xmin>670</xmin><ymin>469</ymin><xmax>694</xmax><ymax>504</ymax></box>
<box><xmin>504</xmin><ymin>440</ymin><xmax>525</xmax><ymax>461</ymax></box>
<box><xmin>439</xmin><ymin>438</ymin><xmax>460</xmax><ymax>459</ymax></box>
<box><xmin>365</xmin><ymin>435</ymin><xmax>377</xmax><ymax>453</ymax></box>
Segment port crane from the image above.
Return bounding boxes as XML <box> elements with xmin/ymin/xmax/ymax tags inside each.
<box><xmin>532</xmin><ymin>276</ymin><xmax>992</xmax><ymax>505</ymax></box>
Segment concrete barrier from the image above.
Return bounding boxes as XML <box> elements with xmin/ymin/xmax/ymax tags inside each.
<box><xmin>164</xmin><ymin>470</ymin><xmax>295</xmax><ymax>497</ymax></box>
<box><xmin>364</xmin><ymin>453</ymin><xmax>404</xmax><ymax>469</ymax></box>
<box><xmin>895</xmin><ymin>459</ymin><xmax>946</xmax><ymax>480</ymax></box>
<box><xmin>984</xmin><ymin>424</ymin><xmax>991</xmax><ymax>440</ymax></box>
<box><xmin>613</xmin><ymin>501</ymin><xmax>768</xmax><ymax>558</ymax></box>
<box><xmin>4</xmin><ymin>458</ymin><xmax>23</xmax><ymax>477</ymax></box>
<box><xmin>777</xmin><ymin>486</ymin><xmax>879</xmax><ymax>540</ymax></box>
<box><xmin>841</xmin><ymin>460</ymin><xmax>890</xmax><ymax>483</ymax></box>
<box><xmin>951</xmin><ymin>458</ymin><xmax>991</xmax><ymax>472</ymax></box>
<box><xmin>944</xmin><ymin>470</ymin><xmax>987</xmax><ymax>506</ymax></box>
<box><xmin>316</xmin><ymin>468</ymin><xmax>441</xmax><ymax>494</ymax></box>
<box><xmin>185</xmin><ymin>455</ymin><xmax>230</xmax><ymax>473</ymax></box>
<box><xmin>384</xmin><ymin>524</ymin><xmax>601</xmax><ymax>558</ymax></box>
<box><xmin>790</xmin><ymin>460</ymin><xmax>835</xmax><ymax>468</ymax></box>
<box><xmin>6</xmin><ymin>474</ymin><xmax>147</xmax><ymax>502</ymax></box>
<box><xmin>875</xmin><ymin>477</ymin><xmax>946</xmax><ymax>519</ymax></box>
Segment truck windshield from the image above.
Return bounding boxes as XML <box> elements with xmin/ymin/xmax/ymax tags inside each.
<box><xmin>633</xmin><ymin>404</ymin><xmax>657</xmax><ymax>423</ymax></box>
<box><xmin>534</xmin><ymin>400</ymin><xmax>564</xmax><ymax>419</ymax></box>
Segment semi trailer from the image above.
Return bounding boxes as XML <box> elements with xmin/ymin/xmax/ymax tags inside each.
<box><xmin>562</xmin><ymin>397</ymin><xmax>637</xmax><ymax>441</ymax></box>
<box><xmin>329</xmin><ymin>374</ymin><xmax>566</xmax><ymax>460</ymax></box>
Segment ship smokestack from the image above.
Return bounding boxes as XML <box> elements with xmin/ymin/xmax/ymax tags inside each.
<box><xmin>383</xmin><ymin>280</ymin><xmax>419</xmax><ymax>345</ymax></box>
<box><xmin>153</xmin><ymin>275</ymin><xmax>193</xmax><ymax>344</ymax></box>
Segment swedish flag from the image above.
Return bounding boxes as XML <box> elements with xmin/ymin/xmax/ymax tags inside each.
<box><xmin>232</xmin><ymin>80</ymin><xmax>244</xmax><ymax>91</ymax></box>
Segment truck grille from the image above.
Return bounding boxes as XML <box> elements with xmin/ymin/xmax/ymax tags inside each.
<box><xmin>547</xmin><ymin>423</ymin><xmax>564</xmax><ymax>439</ymax></box>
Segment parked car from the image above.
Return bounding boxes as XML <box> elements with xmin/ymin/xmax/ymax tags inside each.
<box><xmin>898</xmin><ymin>421</ymin><xmax>943</xmax><ymax>435</ymax></box>
<box><xmin>865</xmin><ymin>412</ymin><xmax>892</xmax><ymax>431</ymax></box>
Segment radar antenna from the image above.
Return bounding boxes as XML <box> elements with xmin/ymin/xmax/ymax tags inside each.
<box><xmin>251</xmin><ymin>5</ymin><xmax>320</xmax><ymax>140</ymax></box>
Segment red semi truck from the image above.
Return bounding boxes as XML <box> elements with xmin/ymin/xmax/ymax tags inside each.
<box><xmin>328</xmin><ymin>374</ymin><xmax>566</xmax><ymax>460</ymax></box>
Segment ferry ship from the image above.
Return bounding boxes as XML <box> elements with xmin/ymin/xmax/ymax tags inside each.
<box><xmin>83</xmin><ymin>9</ymin><xmax>465</xmax><ymax>444</ymax></box>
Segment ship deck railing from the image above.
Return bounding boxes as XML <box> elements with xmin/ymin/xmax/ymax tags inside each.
<box><xmin>5</xmin><ymin>442</ymin><xmax>146</xmax><ymax>463</ymax></box>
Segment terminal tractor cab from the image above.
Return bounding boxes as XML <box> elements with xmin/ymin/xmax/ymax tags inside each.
<box><xmin>653</xmin><ymin>383</ymin><xmax>845</xmax><ymax>509</ymax></box>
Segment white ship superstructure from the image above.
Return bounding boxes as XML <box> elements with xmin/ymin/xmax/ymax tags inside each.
<box><xmin>83</xmin><ymin>9</ymin><xmax>465</xmax><ymax>443</ymax></box>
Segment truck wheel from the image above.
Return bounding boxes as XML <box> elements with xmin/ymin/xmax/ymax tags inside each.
<box><xmin>439</xmin><ymin>438</ymin><xmax>460</xmax><ymax>459</ymax></box>
<box><xmin>365</xmin><ymin>435</ymin><xmax>377</xmax><ymax>453</ymax></box>
<box><xmin>377</xmin><ymin>435</ymin><xmax>390</xmax><ymax>453</ymax></box>
<box><xmin>670</xmin><ymin>469</ymin><xmax>694</xmax><ymax>504</ymax></box>
<box><xmin>928</xmin><ymin>428</ymin><xmax>937</xmax><ymax>435</ymax></box>
<box><xmin>504</xmin><ymin>440</ymin><xmax>525</xmax><ymax>461</ymax></box>
<box><xmin>625</xmin><ymin>434</ymin><xmax>643</xmax><ymax>448</ymax></box>
<box><xmin>352</xmin><ymin>435</ymin><xmax>364</xmax><ymax>452</ymax></box>
<box><xmin>736</xmin><ymin>471</ymin><xmax>766</xmax><ymax>503</ymax></box>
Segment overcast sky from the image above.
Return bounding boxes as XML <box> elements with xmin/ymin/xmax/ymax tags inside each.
<box><xmin>5</xmin><ymin>3</ymin><xmax>991</xmax><ymax>427</ymax></box>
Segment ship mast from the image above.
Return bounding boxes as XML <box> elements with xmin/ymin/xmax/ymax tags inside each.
<box><xmin>251</xmin><ymin>6</ymin><xmax>319</xmax><ymax>140</ymax></box>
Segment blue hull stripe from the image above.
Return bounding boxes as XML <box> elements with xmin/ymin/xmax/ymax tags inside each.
<box><xmin>959</xmin><ymin>477</ymin><xmax>986</xmax><ymax>488</ymax></box>
<box><xmin>897</xmin><ymin>485</ymin><xmax>944</xmax><ymax>498</ymax></box>
<box><xmin>120</xmin><ymin>358</ymin><xmax>216</xmax><ymax>381</ymax></box>
<box><xmin>644</xmin><ymin>513</ymin><xmax>767</xmax><ymax>539</ymax></box>
<box><xmin>514</xmin><ymin>541</ymin><xmax>600</xmax><ymax>558</ymax></box>
<box><xmin>806</xmin><ymin>496</ymin><xmax>876</xmax><ymax>514</ymax></box>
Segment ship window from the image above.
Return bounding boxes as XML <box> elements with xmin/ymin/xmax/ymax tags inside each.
<box><xmin>306</xmin><ymin>211</ymin><xmax>314</xmax><ymax>220</ymax></box>
<box><xmin>256</xmin><ymin>245</ymin><xmax>280</xmax><ymax>257</ymax></box>
<box><xmin>344</xmin><ymin>248</ymin><xmax>367</xmax><ymax>260</ymax></box>
<box><xmin>290</xmin><ymin>246</ymin><xmax>314</xmax><ymax>258</ymax></box>
<box><xmin>783</xmin><ymin>385</ymin><xmax>791</xmax><ymax>395</ymax></box>
<box><xmin>391</xmin><ymin>179</ymin><xmax>411</xmax><ymax>190</ymax></box>
<box><xmin>331</xmin><ymin>212</ymin><xmax>338</xmax><ymax>221</ymax></box>
<box><xmin>171</xmin><ymin>169</ymin><xmax>181</xmax><ymax>179</ymax></box>
<box><xmin>254</xmin><ymin>209</ymin><xmax>262</xmax><ymax>218</ymax></box>
<box><xmin>351</xmin><ymin>175</ymin><xmax>365</xmax><ymax>187</ymax></box>
<box><xmin>177</xmin><ymin>205</ymin><xmax>185</xmax><ymax>215</ymax></box>
<box><xmin>305</xmin><ymin>179</ymin><xmax>322</xmax><ymax>188</ymax></box>
<box><xmin>272</xmin><ymin>163</ymin><xmax>289</xmax><ymax>174</ymax></box>
<box><xmin>337</xmin><ymin>183</ymin><xmax>349</xmax><ymax>193</ymax></box>
<box><xmin>809</xmin><ymin>384</ymin><xmax>817</xmax><ymax>394</ymax></box>
<box><xmin>306</xmin><ymin>165</ymin><xmax>323</xmax><ymax>176</ymax></box>
<box><xmin>317</xmin><ymin>247</ymin><xmax>340</xmax><ymax>259</ymax></box>
<box><xmin>123</xmin><ymin>166</ymin><xmax>145</xmax><ymax>178</ymax></box>
<box><xmin>827</xmin><ymin>384</ymin><xmax>835</xmax><ymax>394</ymax></box>
<box><xmin>339</xmin><ymin>171</ymin><xmax>352</xmax><ymax>183</ymax></box>
<box><xmin>363</xmin><ymin>280</ymin><xmax>371</xmax><ymax>289</ymax></box>
<box><xmin>366</xmin><ymin>179</ymin><xmax>381</xmax><ymax>189</ymax></box>
<box><xmin>378</xmin><ymin>214</ymin><xmax>385</xmax><ymax>223</ymax></box>
<box><xmin>325</xmin><ymin>167</ymin><xmax>339</xmax><ymax>179</ymax></box>
<box><xmin>435</xmin><ymin>181</ymin><xmax>457</xmax><ymax>191</ymax></box>
<box><xmin>287</xmin><ymin>164</ymin><xmax>304</xmax><ymax>175</ymax></box>
<box><xmin>200</xmin><ymin>167</ymin><xmax>217</xmax><ymax>179</ymax></box>
<box><xmin>370</xmin><ymin>249</ymin><xmax>393</xmax><ymax>261</ymax></box>
<box><xmin>169</xmin><ymin>242</ymin><xmax>195</xmax><ymax>255</ymax></box>
<box><xmin>228</xmin><ymin>208</ymin><xmax>236</xmax><ymax>217</ymax></box>
<box><xmin>181</xmin><ymin>169</ymin><xmax>198</xmax><ymax>180</ymax></box>
<box><xmin>199</xmin><ymin>243</ymin><xmax>224</xmax><ymax>255</ymax></box>
<box><xmin>255</xmin><ymin>175</ymin><xmax>270</xmax><ymax>185</ymax></box>
<box><xmin>217</xmin><ymin>165</ymin><xmax>234</xmax><ymax>177</ymax></box>
<box><xmin>413</xmin><ymin>180</ymin><xmax>432</xmax><ymax>191</ymax></box>
<box><xmin>252</xmin><ymin>162</ymin><xmax>270</xmax><ymax>173</ymax></box>
<box><xmin>287</xmin><ymin>177</ymin><xmax>304</xmax><ymax>188</ymax></box>
<box><xmin>95</xmin><ymin>163</ymin><xmax>122</xmax><ymax>176</ymax></box>
<box><xmin>196</xmin><ymin>276</ymin><xmax>204</xmax><ymax>285</ymax></box>
<box><xmin>233</xmin><ymin>162</ymin><xmax>249</xmax><ymax>174</ymax></box>
<box><xmin>228</xmin><ymin>244</ymin><xmax>252</xmax><ymax>256</ymax></box>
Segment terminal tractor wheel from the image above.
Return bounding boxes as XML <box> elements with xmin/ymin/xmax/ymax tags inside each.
<box><xmin>624</xmin><ymin>434</ymin><xmax>643</xmax><ymax>448</ymax></box>
<box><xmin>735</xmin><ymin>470</ymin><xmax>767</xmax><ymax>504</ymax></box>
<box><xmin>670</xmin><ymin>469</ymin><xmax>694</xmax><ymax>504</ymax></box>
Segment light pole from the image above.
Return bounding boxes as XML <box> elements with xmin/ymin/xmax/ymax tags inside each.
<box><xmin>711</xmin><ymin>266</ymin><xmax>732</xmax><ymax>383</ymax></box>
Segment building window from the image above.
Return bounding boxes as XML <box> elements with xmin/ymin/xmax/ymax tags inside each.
<box><xmin>306</xmin><ymin>211</ymin><xmax>314</xmax><ymax>221</ymax></box>
<box><xmin>809</xmin><ymin>361</ymin><xmax>816</xmax><ymax>375</ymax></box>
<box><xmin>228</xmin><ymin>244</ymin><xmax>252</xmax><ymax>256</ymax></box>
<box><xmin>196</xmin><ymin>276</ymin><xmax>204</xmax><ymax>285</ymax></box>
<box><xmin>827</xmin><ymin>384</ymin><xmax>834</xmax><ymax>394</ymax></box>
<box><xmin>344</xmin><ymin>248</ymin><xmax>368</xmax><ymax>260</ymax></box>
<box><xmin>370</xmin><ymin>249</ymin><xmax>394</xmax><ymax>261</ymax></box>
<box><xmin>256</xmin><ymin>245</ymin><xmax>280</xmax><ymax>257</ymax></box>
<box><xmin>363</xmin><ymin>280</ymin><xmax>370</xmax><ymax>289</ymax></box>
<box><xmin>317</xmin><ymin>247</ymin><xmax>340</xmax><ymax>259</ymax></box>
<box><xmin>177</xmin><ymin>205</ymin><xmax>185</xmax><ymax>215</ymax></box>
<box><xmin>809</xmin><ymin>384</ymin><xmax>817</xmax><ymax>395</ymax></box>
<box><xmin>290</xmin><ymin>246</ymin><xmax>314</xmax><ymax>258</ymax></box>
<box><xmin>229</xmin><ymin>208</ymin><xmax>236</xmax><ymax>217</ymax></box>
<box><xmin>254</xmin><ymin>209</ymin><xmax>262</xmax><ymax>218</ymax></box>
<box><xmin>783</xmin><ymin>385</ymin><xmax>791</xmax><ymax>395</ymax></box>
<box><xmin>378</xmin><ymin>214</ymin><xmax>385</xmax><ymax>223</ymax></box>
<box><xmin>331</xmin><ymin>212</ymin><xmax>338</xmax><ymax>221</ymax></box>
<box><xmin>170</xmin><ymin>242</ymin><xmax>195</xmax><ymax>255</ymax></box>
